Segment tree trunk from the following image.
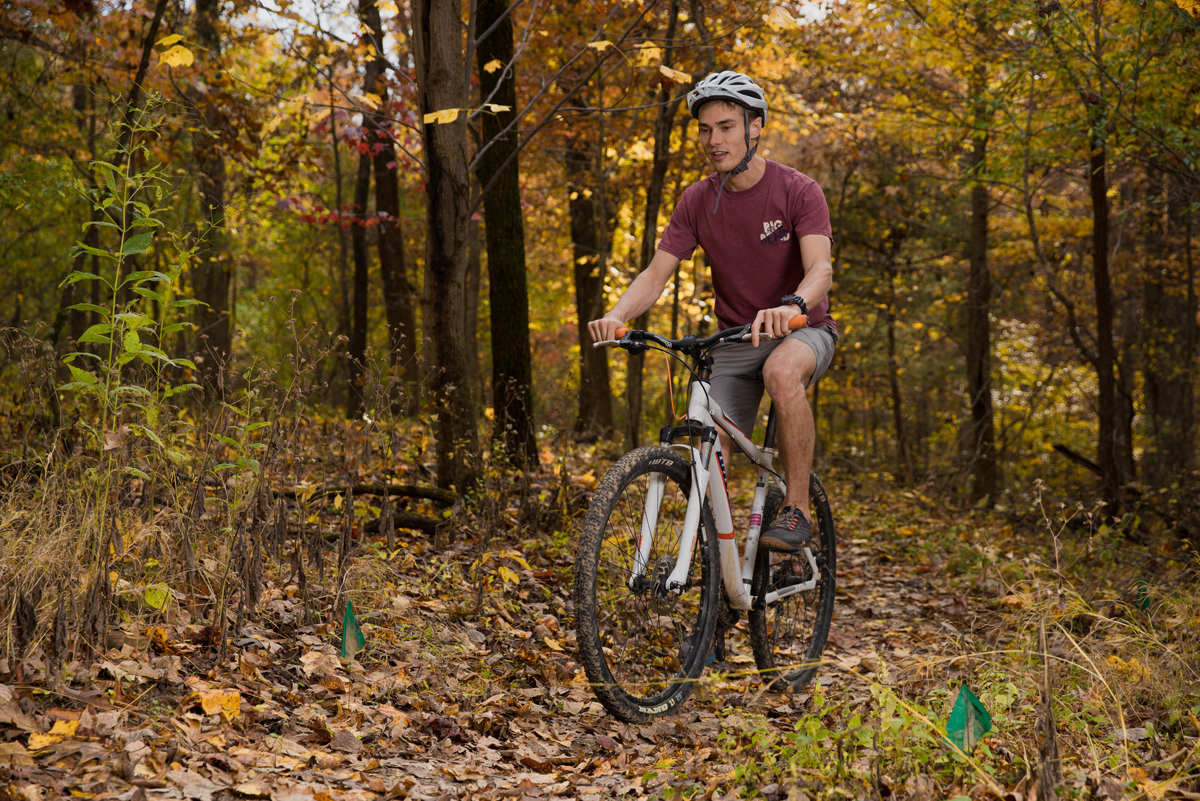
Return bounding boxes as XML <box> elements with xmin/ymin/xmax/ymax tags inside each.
<box><xmin>464</xmin><ymin>210</ymin><xmax>483</xmax><ymax>407</ymax></box>
<box><xmin>1143</xmin><ymin>171</ymin><xmax>1193</xmax><ymax>484</ymax></box>
<box><xmin>474</xmin><ymin>0</ymin><xmax>535</xmax><ymax>464</ymax></box>
<box><xmin>625</xmin><ymin>0</ymin><xmax>681</xmax><ymax>449</ymax></box>
<box><xmin>347</xmin><ymin>150</ymin><xmax>371</xmax><ymax>418</ymax></box>
<box><xmin>965</xmin><ymin>65</ymin><xmax>997</xmax><ymax>503</ymax></box>
<box><xmin>884</xmin><ymin>242</ymin><xmax>912</xmax><ymax>485</ymax></box>
<box><xmin>1115</xmin><ymin>294</ymin><xmax>1136</xmax><ymax>483</ymax></box>
<box><xmin>413</xmin><ymin>0</ymin><xmax>479</xmax><ymax>491</ymax></box>
<box><xmin>362</xmin><ymin>0</ymin><xmax>417</xmax><ymax>407</ymax></box>
<box><xmin>52</xmin><ymin>82</ymin><xmax>98</xmax><ymax>351</ymax></box>
<box><xmin>192</xmin><ymin>0</ymin><xmax>231</xmax><ymax>396</ymax></box>
<box><xmin>346</xmin><ymin>0</ymin><xmax>388</xmax><ymax>419</ymax></box>
<box><xmin>1087</xmin><ymin>116</ymin><xmax>1121</xmax><ymax>514</ymax></box>
<box><xmin>565</xmin><ymin>144</ymin><xmax>614</xmax><ymax>440</ymax></box>
<box><xmin>329</xmin><ymin>72</ymin><xmax>353</xmax><ymax>388</ymax></box>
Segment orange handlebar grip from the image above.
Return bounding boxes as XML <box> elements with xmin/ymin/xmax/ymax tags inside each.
<box><xmin>615</xmin><ymin>327</ymin><xmax>628</xmax><ymax>338</ymax></box>
<box><xmin>788</xmin><ymin>315</ymin><xmax>809</xmax><ymax>330</ymax></box>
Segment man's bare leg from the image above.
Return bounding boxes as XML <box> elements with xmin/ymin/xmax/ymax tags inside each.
<box><xmin>762</xmin><ymin>338</ymin><xmax>817</xmax><ymax>515</ymax></box>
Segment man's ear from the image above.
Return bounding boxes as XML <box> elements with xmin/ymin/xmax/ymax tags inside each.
<box><xmin>749</xmin><ymin>115</ymin><xmax>764</xmax><ymax>143</ymax></box>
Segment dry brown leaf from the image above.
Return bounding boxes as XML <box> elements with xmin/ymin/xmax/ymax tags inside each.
<box><xmin>329</xmin><ymin>729</ymin><xmax>363</xmax><ymax>753</ymax></box>
<box><xmin>0</xmin><ymin>741</ymin><xmax>34</xmax><ymax>767</ymax></box>
<box><xmin>300</xmin><ymin>650</ymin><xmax>340</xmax><ymax>675</ymax></box>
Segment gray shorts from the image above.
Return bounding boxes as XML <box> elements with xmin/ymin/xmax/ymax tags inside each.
<box><xmin>708</xmin><ymin>326</ymin><xmax>836</xmax><ymax>438</ymax></box>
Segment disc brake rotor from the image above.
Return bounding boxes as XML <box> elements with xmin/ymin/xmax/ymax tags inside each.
<box><xmin>647</xmin><ymin>556</ymin><xmax>675</xmax><ymax>615</ymax></box>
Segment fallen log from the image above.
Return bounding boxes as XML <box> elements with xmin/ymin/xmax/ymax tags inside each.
<box><xmin>279</xmin><ymin>483</ymin><xmax>457</xmax><ymax>507</ymax></box>
<box><xmin>363</xmin><ymin>512</ymin><xmax>441</xmax><ymax>536</ymax></box>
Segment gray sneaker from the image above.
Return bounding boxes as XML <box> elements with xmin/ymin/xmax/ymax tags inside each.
<box><xmin>759</xmin><ymin>505</ymin><xmax>812</xmax><ymax>552</ymax></box>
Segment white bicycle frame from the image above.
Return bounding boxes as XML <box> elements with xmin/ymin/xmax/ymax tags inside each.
<box><xmin>631</xmin><ymin>374</ymin><xmax>822</xmax><ymax>612</ymax></box>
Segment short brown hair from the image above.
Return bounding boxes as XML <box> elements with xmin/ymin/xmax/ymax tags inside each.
<box><xmin>695</xmin><ymin>98</ymin><xmax>749</xmax><ymax>119</ymax></box>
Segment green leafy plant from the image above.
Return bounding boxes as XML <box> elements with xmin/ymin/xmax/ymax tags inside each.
<box><xmin>57</xmin><ymin>101</ymin><xmax>203</xmax><ymax>575</ymax></box>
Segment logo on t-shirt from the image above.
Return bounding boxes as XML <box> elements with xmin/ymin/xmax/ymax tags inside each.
<box><xmin>760</xmin><ymin>219</ymin><xmax>792</xmax><ymax>245</ymax></box>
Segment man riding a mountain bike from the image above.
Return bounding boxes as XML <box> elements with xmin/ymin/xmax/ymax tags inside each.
<box><xmin>588</xmin><ymin>70</ymin><xmax>837</xmax><ymax>553</ymax></box>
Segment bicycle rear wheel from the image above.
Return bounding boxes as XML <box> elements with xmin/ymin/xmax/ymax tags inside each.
<box><xmin>574</xmin><ymin>446</ymin><xmax>720</xmax><ymax>722</ymax></box>
<box><xmin>748</xmin><ymin>473</ymin><xmax>837</xmax><ymax>692</ymax></box>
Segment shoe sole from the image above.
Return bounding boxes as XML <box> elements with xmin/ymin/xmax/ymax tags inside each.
<box><xmin>759</xmin><ymin>534</ymin><xmax>810</xmax><ymax>553</ymax></box>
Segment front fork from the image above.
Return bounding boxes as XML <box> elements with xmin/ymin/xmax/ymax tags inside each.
<box><xmin>628</xmin><ymin>434</ymin><xmax>819</xmax><ymax>607</ymax></box>
<box><xmin>627</xmin><ymin>435</ymin><xmax>714</xmax><ymax>594</ymax></box>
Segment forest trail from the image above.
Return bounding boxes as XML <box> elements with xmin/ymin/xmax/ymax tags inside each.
<box><xmin>367</xmin><ymin>523</ymin><xmax>968</xmax><ymax>800</ymax></box>
<box><xmin>4</xmin><ymin>480</ymin><xmax>991</xmax><ymax>801</ymax></box>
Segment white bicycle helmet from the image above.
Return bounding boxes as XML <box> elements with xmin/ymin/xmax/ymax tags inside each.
<box><xmin>687</xmin><ymin>70</ymin><xmax>769</xmax><ymax>125</ymax></box>
<box><xmin>686</xmin><ymin>71</ymin><xmax>769</xmax><ymax>213</ymax></box>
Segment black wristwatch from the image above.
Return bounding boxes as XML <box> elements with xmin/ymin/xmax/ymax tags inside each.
<box><xmin>780</xmin><ymin>294</ymin><xmax>808</xmax><ymax>316</ymax></box>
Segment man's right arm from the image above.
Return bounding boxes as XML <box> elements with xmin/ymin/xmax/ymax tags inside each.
<box><xmin>587</xmin><ymin>248</ymin><xmax>682</xmax><ymax>342</ymax></box>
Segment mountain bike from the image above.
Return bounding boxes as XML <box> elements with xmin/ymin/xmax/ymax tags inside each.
<box><xmin>574</xmin><ymin>318</ymin><xmax>837</xmax><ymax>722</ymax></box>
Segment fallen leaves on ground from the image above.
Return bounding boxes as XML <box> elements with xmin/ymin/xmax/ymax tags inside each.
<box><xmin>2</xmin><ymin>446</ymin><xmax>1197</xmax><ymax>800</ymax></box>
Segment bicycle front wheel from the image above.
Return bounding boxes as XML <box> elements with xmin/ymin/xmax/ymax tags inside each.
<box><xmin>574</xmin><ymin>446</ymin><xmax>720</xmax><ymax>722</ymax></box>
<box><xmin>749</xmin><ymin>473</ymin><xmax>837</xmax><ymax>692</ymax></box>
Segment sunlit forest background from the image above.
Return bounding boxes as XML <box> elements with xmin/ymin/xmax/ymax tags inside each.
<box><xmin>2</xmin><ymin>0</ymin><xmax>1199</xmax><ymax>513</ymax></box>
<box><xmin>3</xmin><ymin>4</ymin><xmax>1200</xmax><ymax>797</ymax></box>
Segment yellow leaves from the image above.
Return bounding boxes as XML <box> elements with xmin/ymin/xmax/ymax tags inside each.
<box><xmin>483</xmin><ymin>58</ymin><xmax>503</xmax><ymax>74</ymax></box>
<box><xmin>571</xmin><ymin>469</ymin><xmax>599</xmax><ymax>489</ymax></box>
<box><xmin>424</xmin><ymin>104</ymin><xmax>509</xmax><ymax>125</ymax></box>
<box><xmin>1001</xmin><ymin>592</ymin><xmax>1032</xmax><ymax>608</ymax></box>
<box><xmin>28</xmin><ymin>720</ymin><xmax>79</xmax><ymax>749</ymax></box>
<box><xmin>159</xmin><ymin>45</ymin><xmax>195</xmax><ymax>68</ymax></box>
<box><xmin>764</xmin><ymin>5</ymin><xmax>801</xmax><ymax>31</ymax></box>
<box><xmin>633</xmin><ymin>43</ymin><xmax>661</xmax><ymax>66</ymax></box>
<box><xmin>1128</xmin><ymin>767</ymin><xmax>1178</xmax><ymax>800</ymax></box>
<box><xmin>543</xmin><ymin>636</ymin><xmax>564</xmax><ymax>652</ymax></box>
<box><xmin>497</xmin><ymin>565</ymin><xmax>520</xmax><ymax>584</ymax></box>
<box><xmin>375</xmin><ymin>0</ymin><xmax>400</xmax><ymax>12</ymax></box>
<box><xmin>627</xmin><ymin>140</ymin><xmax>654</xmax><ymax>161</ymax></box>
<box><xmin>145</xmin><ymin>625</ymin><xmax>174</xmax><ymax>654</ymax></box>
<box><xmin>588</xmin><ymin>40</ymin><xmax>614</xmax><ymax>52</ymax></box>
<box><xmin>155</xmin><ymin>34</ymin><xmax>183</xmax><ymax>47</ymax></box>
<box><xmin>356</xmin><ymin>92</ymin><xmax>383</xmax><ymax>110</ymax></box>
<box><xmin>232</xmin><ymin>783</ymin><xmax>272</xmax><ymax>798</ymax></box>
<box><xmin>659</xmin><ymin>65</ymin><xmax>692</xmax><ymax>85</ymax></box>
<box><xmin>1107</xmin><ymin>654</ymin><xmax>1146</xmax><ymax>682</ymax></box>
<box><xmin>262</xmin><ymin>114</ymin><xmax>284</xmax><ymax>137</ymax></box>
<box><xmin>424</xmin><ymin>108</ymin><xmax>461</xmax><ymax>125</ymax></box>
<box><xmin>196</xmin><ymin>689</ymin><xmax>242</xmax><ymax>721</ymax></box>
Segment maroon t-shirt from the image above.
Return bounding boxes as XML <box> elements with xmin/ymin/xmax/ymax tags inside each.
<box><xmin>658</xmin><ymin>160</ymin><xmax>837</xmax><ymax>336</ymax></box>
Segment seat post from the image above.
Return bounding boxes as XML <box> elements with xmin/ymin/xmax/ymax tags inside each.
<box><xmin>763</xmin><ymin>403</ymin><xmax>778</xmax><ymax>449</ymax></box>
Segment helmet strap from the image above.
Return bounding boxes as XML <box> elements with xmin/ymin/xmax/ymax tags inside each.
<box><xmin>712</xmin><ymin>107</ymin><xmax>760</xmax><ymax>214</ymax></box>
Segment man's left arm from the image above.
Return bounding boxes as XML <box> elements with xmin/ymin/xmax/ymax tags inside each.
<box><xmin>750</xmin><ymin>234</ymin><xmax>833</xmax><ymax>346</ymax></box>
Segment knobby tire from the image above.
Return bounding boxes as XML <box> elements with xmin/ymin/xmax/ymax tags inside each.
<box><xmin>574</xmin><ymin>446</ymin><xmax>721</xmax><ymax>722</ymax></box>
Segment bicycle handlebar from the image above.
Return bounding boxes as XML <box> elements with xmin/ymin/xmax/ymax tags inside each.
<box><xmin>594</xmin><ymin>314</ymin><xmax>808</xmax><ymax>352</ymax></box>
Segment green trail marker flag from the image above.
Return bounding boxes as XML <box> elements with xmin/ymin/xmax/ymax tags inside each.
<box><xmin>945</xmin><ymin>684</ymin><xmax>992</xmax><ymax>752</ymax></box>
<box><xmin>340</xmin><ymin>601</ymin><xmax>366</xmax><ymax>660</ymax></box>
<box><xmin>1135</xmin><ymin>579</ymin><xmax>1151</xmax><ymax>611</ymax></box>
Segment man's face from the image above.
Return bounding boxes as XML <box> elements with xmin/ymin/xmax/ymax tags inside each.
<box><xmin>697</xmin><ymin>102</ymin><xmax>762</xmax><ymax>174</ymax></box>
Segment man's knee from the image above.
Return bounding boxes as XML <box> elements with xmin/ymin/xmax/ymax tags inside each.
<box><xmin>763</xmin><ymin>341</ymin><xmax>816</xmax><ymax>397</ymax></box>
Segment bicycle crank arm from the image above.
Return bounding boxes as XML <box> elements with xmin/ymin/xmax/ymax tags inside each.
<box><xmin>762</xmin><ymin>548</ymin><xmax>821</xmax><ymax>605</ymax></box>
